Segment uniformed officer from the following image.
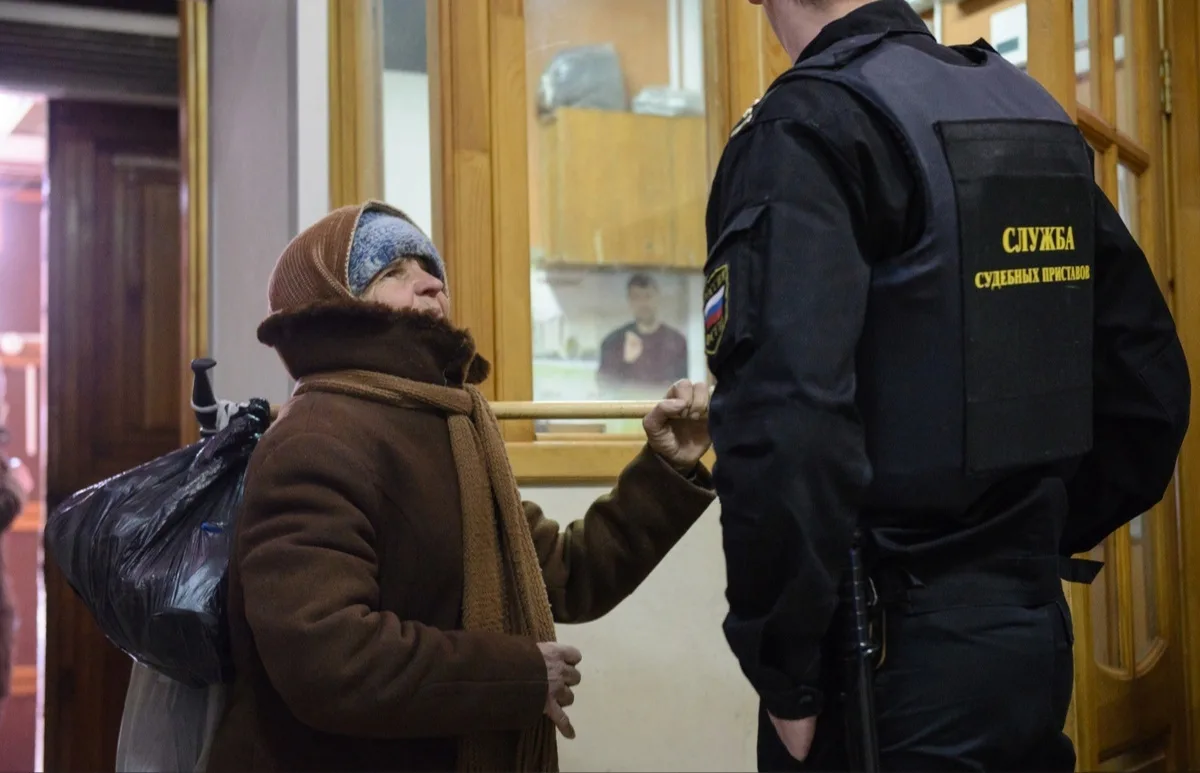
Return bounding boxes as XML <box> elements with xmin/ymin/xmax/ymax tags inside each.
<box><xmin>703</xmin><ymin>0</ymin><xmax>1191</xmax><ymax>770</ymax></box>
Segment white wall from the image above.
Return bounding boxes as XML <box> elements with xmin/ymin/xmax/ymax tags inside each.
<box><xmin>209</xmin><ymin>0</ymin><xmax>328</xmax><ymax>405</ymax></box>
<box><xmin>382</xmin><ymin>70</ymin><xmax>433</xmax><ymax>235</ymax></box>
<box><xmin>295</xmin><ymin>1</ymin><xmax>331</xmax><ymax>234</ymax></box>
<box><xmin>209</xmin><ymin>3</ymin><xmax>758</xmax><ymax>768</ymax></box>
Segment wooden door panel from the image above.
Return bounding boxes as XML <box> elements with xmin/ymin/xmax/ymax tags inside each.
<box><xmin>1062</xmin><ymin>0</ymin><xmax>1185</xmax><ymax>767</ymax></box>
<box><xmin>45</xmin><ymin>100</ymin><xmax>181</xmax><ymax>773</ymax></box>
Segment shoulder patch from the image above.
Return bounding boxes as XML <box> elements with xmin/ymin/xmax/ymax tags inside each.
<box><xmin>704</xmin><ymin>265</ymin><xmax>730</xmax><ymax>355</ymax></box>
<box><xmin>729</xmin><ymin>97</ymin><xmax>761</xmax><ymax>139</ymax></box>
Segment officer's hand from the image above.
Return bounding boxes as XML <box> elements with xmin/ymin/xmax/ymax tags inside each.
<box><xmin>769</xmin><ymin>714</ymin><xmax>817</xmax><ymax>762</ymax></box>
<box><xmin>643</xmin><ymin>379</ymin><xmax>711</xmax><ymax>474</ymax></box>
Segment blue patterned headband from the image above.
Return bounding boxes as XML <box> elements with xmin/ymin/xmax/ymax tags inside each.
<box><xmin>347</xmin><ymin>208</ymin><xmax>446</xmax><ymax>296</ymax></box>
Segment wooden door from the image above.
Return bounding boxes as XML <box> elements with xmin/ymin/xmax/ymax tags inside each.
<box><xmin>44</xmin><ymin>100</ymin><xmax>182</xmax><ymax>773</ymax></box>
<box><xmin>1057</xmin><ymin>0</ymin><xmax>1186</xmax><ymax>769</ymax></box>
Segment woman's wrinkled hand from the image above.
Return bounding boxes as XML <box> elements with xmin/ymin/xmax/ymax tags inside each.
<box><xmin>538</xmin><ymin>642</ymin><xmax>582</xmax><ymax>739</ymax></box>
<box><xmin>643</xmin><ymin>379</ymin><xmax>712</xmax><ymax>474</ymax></box>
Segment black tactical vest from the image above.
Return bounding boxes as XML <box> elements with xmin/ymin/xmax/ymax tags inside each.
<box><xmin>774</xmin><ymin>32</ymin><xmax>1097</xmax><ymax>513</ymax></box>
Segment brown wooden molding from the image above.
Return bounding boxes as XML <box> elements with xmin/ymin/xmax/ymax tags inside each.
<box><xmin>0</xmin><ymin>171</ymin><xmax>41</xmax><ymax>202</ymax></box>
<box><xmin>328</xmin><ymin>0</ymin><xmax>384</xmax><ymax>209</ymax></box>
<box><xmin>179</xmin><ymin>0</ymin><xmax>210</xmax><ymax>448</ymax></box>
<box><xmin>11</xmin><ymin>501</ymin><xmax>41</xmax><ymax>534</ymax></box>
<box><xmin>0</xmin><ymin>337</ymin><xmax>43</xmax><ymax>368</ymax></box>
<box><xmin>9</xmin><ymin>665</ymin><xmax>36</xmax><ymax>698</ymax></box>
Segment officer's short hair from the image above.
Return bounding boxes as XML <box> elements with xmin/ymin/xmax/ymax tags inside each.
<box><xmin>627</xmin><ymin>273</ymin><xmax>658</xmax><ymax>294</ymax></box>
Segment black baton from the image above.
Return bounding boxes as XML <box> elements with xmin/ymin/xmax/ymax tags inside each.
<box><xmin>841</xmin><ymin>532</ymin><xmax>881</xmax><ymax>772</ymax></box>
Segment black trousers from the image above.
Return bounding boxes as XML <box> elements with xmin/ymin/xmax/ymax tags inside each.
<box><xmin>757</xmin><ymin>596</ymin><xmax>1076</xmax><ymax>772</ymax></box>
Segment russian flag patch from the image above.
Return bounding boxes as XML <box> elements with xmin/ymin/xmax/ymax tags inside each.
<box><xmin>704</xmin><ymin>265</ymin><xmax>729</xmax><ymax>356</ymax></box>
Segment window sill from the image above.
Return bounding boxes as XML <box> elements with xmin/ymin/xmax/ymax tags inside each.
<box><xmin>507</xmin><ymin>439</ymin><xmax>716</xmax><ymax>485</ymax></box>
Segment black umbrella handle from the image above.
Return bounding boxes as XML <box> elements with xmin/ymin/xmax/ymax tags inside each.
<box><xmin>190</xmin><ymin>358</ymin><xmax>219</xmax><ymax>435</ymax></box>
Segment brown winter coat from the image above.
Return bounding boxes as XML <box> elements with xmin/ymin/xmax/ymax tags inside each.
<box><xmin>205</xmin><ymin>303</ymin><xmax>716</xmax><ymax>772</ymax></box>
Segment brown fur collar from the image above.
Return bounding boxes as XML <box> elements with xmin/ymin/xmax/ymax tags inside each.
<box><xmin>257</xmin><ymin>299</ymin><xmax>490</xmax><ymax>386</ymax></box>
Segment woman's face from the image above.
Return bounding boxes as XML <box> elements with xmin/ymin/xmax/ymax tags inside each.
<box><xmin>363</xmin><ymin>258</ymin><xmax>450</xmax><ymax>320</ymax></box>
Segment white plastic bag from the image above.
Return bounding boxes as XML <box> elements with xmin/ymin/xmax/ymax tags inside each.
<box><xmin>115</xmin><ymin>661</ymin><xmax>227</xmax><ymax>772</ymax></box>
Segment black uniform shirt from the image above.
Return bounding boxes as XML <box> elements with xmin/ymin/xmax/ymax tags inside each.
<box><xmin>705</xmin><ymin>0</ymin><xmax>1189</xmax><ymax>720</ymax></box>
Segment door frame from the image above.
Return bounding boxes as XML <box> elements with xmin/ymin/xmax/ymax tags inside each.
<box><xmin>1163</xmin><ymin>0</ymin><xmax>1200</xmax><ymax>765</ymax></box>
<box><xmin>1027</xmin><ymin>0</ymin><xmax>1199</xmax><ymax>767</ymax></box>
<box><xmin>179</xmin><ymin>0</ymin><xmax>209</xmax><ymax>448</ymax></box>
<box><xmin>38</xmin><ymin>2</ymin><xmax>209</xmax><ymax>768</ymax></box>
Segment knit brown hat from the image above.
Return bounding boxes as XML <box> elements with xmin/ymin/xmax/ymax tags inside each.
<box><xmin>264</xmin><ymin>200</ymin><xmax>436</xmax><ymax>316</ymax></box>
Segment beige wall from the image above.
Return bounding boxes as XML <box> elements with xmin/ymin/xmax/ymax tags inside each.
<box><xmin>521</xmin><ymin>487</ymin><xmax>756</xmax><ymax>771</ymax></box>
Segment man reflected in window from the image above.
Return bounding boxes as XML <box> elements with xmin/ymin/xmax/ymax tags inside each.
<box><xmin>597</xmin><ymin>273</ymin><xmax>688</xmax><ymax>390</ymax></box>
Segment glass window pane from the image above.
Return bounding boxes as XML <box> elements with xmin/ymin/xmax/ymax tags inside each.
<box><xmin>1129</xmin><ymin>511</ymin><xmax>1161</xmax><ymax>662</ymax></box>
<box><xmin>1113</xmin><ymin>0</ymin><xmax>1137</xmax><ymax>139</ymax></box>
<box><xmin>526</xmin><ymin>0</ymin><xmax>710</xmax><ymax>434</ymax></box>
<box><xmin>1075</xmin><ymin>0</ymin><xmax>1094</xmax><ymax>109</ymax></box>
<box><xmin>1089</xmin><ymin>540</ymin><xmax>1121</xmax><ymax>668</ymax></box>
<box><xmin>1117</xmin><ymin>162</ymin><xmax>1140</xmax><ymax>239</ymax></box>
<box><xmin>381</xmin><ymin>0</ymin><xmax>434</xmax><ymax>236</ymax></box>
<box><xmin>941</xmin><ymin>0</ymin><xmax>1027</xmax><ymax>72</ymax></box>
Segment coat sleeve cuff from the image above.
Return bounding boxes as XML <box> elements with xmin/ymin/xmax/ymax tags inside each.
<box><xmin>760</xmin><ymin>684</ymin><xmax>824</xmax><ymax>720</ymax></box>
<box><xmin>645</xmin><ymin>447</ymin><xmax>716</xmax><ymax>493</ymax></box>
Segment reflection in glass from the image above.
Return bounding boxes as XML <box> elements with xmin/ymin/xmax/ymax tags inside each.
<box><xmin>1114</xmin><ymin>0</ymin><xmax>1136</xmax><ymax>139</ymax></box>
<box><xmin>531</xmin><ymin>268</ymin><xmax>704</xmax><ymax>433</ymax></box>
<box><xmin>1130</xmin><ymin>512</ymin><xmax>1161</xmax><ymax>662</ymax></box>
<box><xmin>939</xmin><ymin>0</ymin><xmax>1027</xmax><ymax>67</ymax></box>
<box><xmin>1117</xmin><ymin>163</ymin><xmax>1140</xmax><ymax>240</ymax></box>
<box><xmin>986</xmin><ymin>2</ymin><xmax>1028</xmax><ymax>71</ymax></box>
<box><xmin>381</xmin><ymin>0</ymin><xmax>433</xmax><ymax>235</ymax></box>
<box><xmin>1089</xmin><ymin>540</ymin><xmax>1121</xmax><ymax>668</ymax></box>
<box><xmin>1075</xmin><ymin>0</ymin><xmax>1094</xmax><ymax>109</ymax></box>
<box><xmin>526</xmin><ymin>0</ymin><xmax>710</xmax><ymax>434</ymax></box>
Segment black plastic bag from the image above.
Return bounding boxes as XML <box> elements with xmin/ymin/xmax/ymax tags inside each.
<box><xmin>536</xmin><ymin>43</ymin><xmax>628</xmax><ymax>118</ymax></box>
<box><xmin>44</xmin><ymin>399</ymin><xmax>270</xmax><ymax>688</ymax></box>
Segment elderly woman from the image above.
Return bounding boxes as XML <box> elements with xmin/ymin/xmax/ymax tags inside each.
<box><xmin>206</xmin><ymin>202</ymin><xmax>716</xmax><ymax>772</ymax></box>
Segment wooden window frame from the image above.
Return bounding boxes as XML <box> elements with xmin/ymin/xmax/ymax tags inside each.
<box><xmin>1165</xmin><ymin>0</ymin><xmax>1200</xmax><ymax>765</ymax></box>
<box><xmin>1028</xmin><ymin>0</ymin><xmax>1193</xmax><ymax>767</ymax></box>
<box><xmin>180</xmin><ymin>0</ymin><xmax>209</xmax><ymax>447</ymax></box>
<box><xmin>328</xmin><ymin>0</ymin><xmax>786</xmax><ymax>483</ymax></box>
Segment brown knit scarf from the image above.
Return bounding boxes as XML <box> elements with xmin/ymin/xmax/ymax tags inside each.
<box><xmin>294</xmin><ymin>369</ymin><xmax>559</xmax><ymax>772</ymax></box>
